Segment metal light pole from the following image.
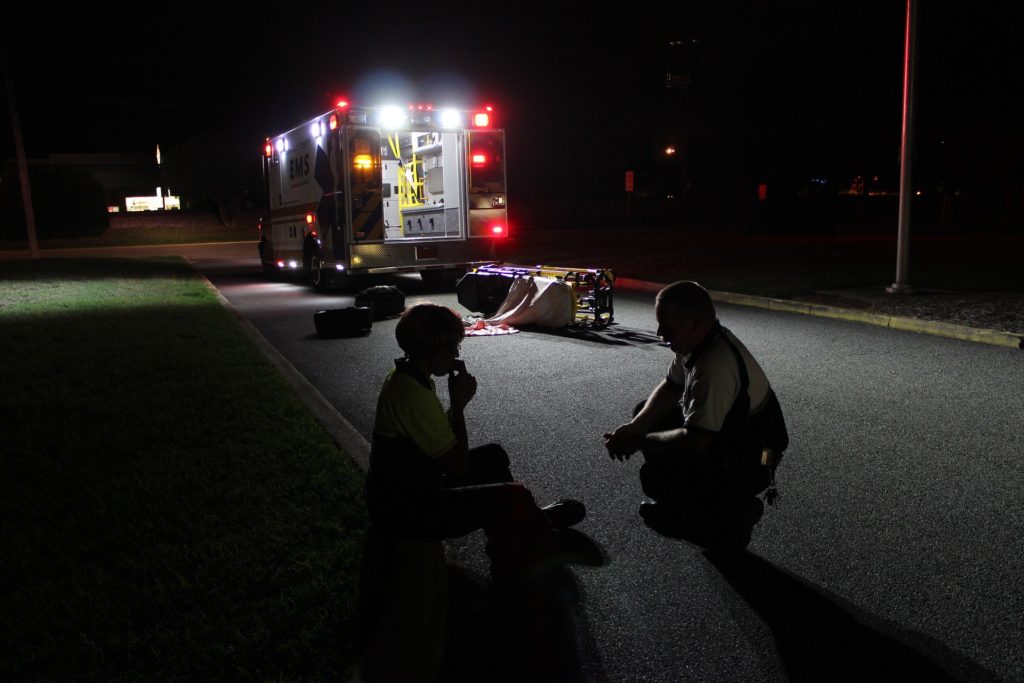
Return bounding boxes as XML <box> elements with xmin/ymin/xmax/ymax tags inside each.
<box><xmin>887</xmin><ymin>0</ymin><xmax>918</xmax><ymax>294</ymax></box>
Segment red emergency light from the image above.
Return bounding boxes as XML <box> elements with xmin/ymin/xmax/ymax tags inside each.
<box><xmin>336</xmin><ymin>99</ymin><xmax>349</xmax><ymax>109</ymax></box>
<box><xmin>473</xmin><ymin>112</ymin><xmax>490</xmax><ymax>127</ymax></box>
<box><xmin>306</xmin><ymin>213</ymin><xmax>315</xmax><ymax>224</ymax></box>
<box><xmin>264</xmin><ymin>140</ymin><xmax>273</xmax><ymax>157</ymax></box>
<box><xmin>472</xmin><ymin>152</ymin><xmax>488</xmax><ymax>167</ymax></box>
<box><xmin>491</xmin><ymin>224</ymin><xmax>505</xmax><ymax>237</ymax></box>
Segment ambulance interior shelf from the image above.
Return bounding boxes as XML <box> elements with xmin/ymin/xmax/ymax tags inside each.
<box><xmin>457</xmin><ymin>263</ymin><xmax>615</xmax><ymax>328</ymax></box>
<box><xmin>383</xmin><ymin>130</ymin><xmax>460</xmax><ymax>240</ymax></box>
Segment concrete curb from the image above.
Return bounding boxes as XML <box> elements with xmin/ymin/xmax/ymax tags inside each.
<box><xmin>193</xmin><ymin>265</ymin><xmax>371</xmax><ymax>472</ymax></box>
<box><xmin>616</xmin><ymin>277</ymin><xmax>1024</xmax><ymax>350</ymax></box>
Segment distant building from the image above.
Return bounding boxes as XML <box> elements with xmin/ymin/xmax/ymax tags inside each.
<box><xmin>3</xmin><ymin>152</ymin><xmax>178</xmax><ymax>211</ymax></box>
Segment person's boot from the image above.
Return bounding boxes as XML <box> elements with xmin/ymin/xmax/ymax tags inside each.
<box><xmin>540</xmin><ymin>499</ymin><xmax>586</xmax><ymax>528</ymax></box>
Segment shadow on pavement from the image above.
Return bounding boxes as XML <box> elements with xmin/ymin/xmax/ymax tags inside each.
<box><xmin>515</xmin><ymin>323</ymin><xmax>664</xmax><ymax>347</ymax></box>
<box><xmin>439</xmin><ymin>538</ymin><xmax>608</xmax><ymax>683</ymax></box>
<box><xmin>703</xmin><ymin>551</ymin><xmax>1001</xmax><ymax>682</ymax></box>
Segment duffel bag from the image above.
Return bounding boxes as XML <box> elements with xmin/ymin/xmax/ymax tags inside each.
<box><xmin>314</xmin><ymin>306</ymin><xmax>373</xmax><ymax>337</ymax></box>
<box><xmin>355</xmin><ymin>285</ymin><xmax>406</xmax><ymax>320</ymax></box>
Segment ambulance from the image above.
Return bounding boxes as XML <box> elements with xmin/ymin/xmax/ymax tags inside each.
<box><xmin>258</xmin><ymin>101</ymin><xmax>507</xmax><ymax>289</ymax></box>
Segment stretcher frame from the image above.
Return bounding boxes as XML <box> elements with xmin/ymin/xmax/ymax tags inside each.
<box><xmin>469</xmin><ymin>263</ymin><xmax>615</xmax><ymax>327</ymax></box>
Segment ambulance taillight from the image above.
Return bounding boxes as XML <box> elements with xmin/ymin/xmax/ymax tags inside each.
<box><xmin>473</xmin><ymin>106</ymin><xmax>495</xmax><ymax>128</ymax></box>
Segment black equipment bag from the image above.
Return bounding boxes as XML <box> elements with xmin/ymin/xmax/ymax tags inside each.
<box><xmin>314</xmin><ymin>306</ymin><xmax>373</xmax><ymax>337</ymax></box>
<box><xmin>456</xmin><ymin>271</ymin><xmax>516</xmax><ymax>315</ymax></box>
<box><xmin>355</xmin><ymin>285</ymin><xmax>406</xmax><ymax>320</ymax></box>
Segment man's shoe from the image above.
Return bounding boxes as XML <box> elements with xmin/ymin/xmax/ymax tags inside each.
<box><xmin>638</xmin><ymin>501</ymin><xmax>682</xmax><ymax>529</ymax></box>
<box><xmin>639</xmin><ymin>500</ymin><xmax>712</xmax><ymax>542</ymax></box>
<box><xmin>541</xmin><ymin>499</ymin><xmax>586</xmax><ymax>528</ymax></box>
<box><xmin>638</xmin><ymin>500</ymin><xmax>686</xmax><ymax>523</ymax></box>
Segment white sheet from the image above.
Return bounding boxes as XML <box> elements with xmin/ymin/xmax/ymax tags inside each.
<box><xmin>483</xmin><ymin>276</ymin><xmax>573</xmax><ymax>328</ymax></box>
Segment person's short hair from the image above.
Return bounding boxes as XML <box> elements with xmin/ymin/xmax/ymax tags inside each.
<box><xmin>656</xmin><ymin>280</ymin><xmax>716</xmax><ymax>323</ymax></box>
<box><xmin>395</xmin><ymin>303</ymin><xmax>465</xmax><ymax>358</ymax></box>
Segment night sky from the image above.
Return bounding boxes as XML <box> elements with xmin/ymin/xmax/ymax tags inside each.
<box><xmin>3</xmin><ymin>2</ymin><xmax>1022</xmax><ymax>200</ymax></box>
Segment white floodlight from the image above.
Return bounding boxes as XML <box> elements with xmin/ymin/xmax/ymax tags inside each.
<box><xmin>378</xmin><ymin>106</ymin><xmax>407</xmax><ymax>128</ymax></box>
<box><xmin>439</xmin><ymin>110</ymin><xmax>462</xmax><ymax>128</ymax></box>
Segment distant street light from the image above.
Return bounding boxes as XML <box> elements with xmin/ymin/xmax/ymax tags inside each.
<box><xmin>665</xmin><ymin>146</ymin><xmax>677</xmax><ymax>156</ymax></box>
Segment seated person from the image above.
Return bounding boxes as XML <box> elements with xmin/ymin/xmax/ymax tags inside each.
<box><xmin>366</xmin><ymin>303</ymin><xmax>587</xmax><ymax>582</ymax></box>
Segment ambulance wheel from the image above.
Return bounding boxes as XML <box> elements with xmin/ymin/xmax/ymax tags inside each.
<box><xmin>310</xmin><ymin>254</ymin><xmax>329</xmax><ymax>291</ymax></box>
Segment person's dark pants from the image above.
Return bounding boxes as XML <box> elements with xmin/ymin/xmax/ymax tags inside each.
<box><xmin>372</xmin><ymin>443</ymin><xmax>556</xmax><ymax>586</ymax></box>
<box><xmin>633</xmin><ymin>401</ymin><xmax>765</xmax><ymax>515</ymax></box>
<box><xmin>430</xmin><ymin>443</ymin><xmax>551</xmax><ymax>540</ymax></box>
<box><xmin>360</xmin><ymin>443</ymin><xmax>558</xmax><ymax>656</ymax></box>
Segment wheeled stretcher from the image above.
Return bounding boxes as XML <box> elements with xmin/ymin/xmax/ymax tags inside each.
<box><xmin>457</xmin><ymin>263</ymin><xmax>615</xmax><ymax>327</ymax></box>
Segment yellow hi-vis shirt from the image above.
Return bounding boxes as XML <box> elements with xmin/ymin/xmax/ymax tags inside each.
<box><xmin>373</xmin><ymin>365</ymin><xmax>458</xmax><ymax>459</ymax></box>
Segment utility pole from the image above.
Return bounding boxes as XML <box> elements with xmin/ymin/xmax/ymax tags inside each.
<box><xmin>887</xmin><ymin>0</ymin><xmax>918</xmax><ymax>294</ymax></box>
<box><xmin>1</xmin><ymin>30</ymin><xmax>39</xmax><ymax>259</ymax></box>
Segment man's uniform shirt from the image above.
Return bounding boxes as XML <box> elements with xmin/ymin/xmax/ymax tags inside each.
<box><xmin>666</xmin><ymin>323</ymin><xmax>771</xmax><ymax>435</ymax></box>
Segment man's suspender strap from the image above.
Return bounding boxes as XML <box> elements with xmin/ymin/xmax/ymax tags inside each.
<box><xmin>719</xmin><ymin>326</ymin><xmax>784</xmax><ymax>505</ymax></box>
<box><xmin>718</xmin><ymin>327</ymin><xmax>751</xmax><ymax>434</ymax></box>
<box><xmin>720</xmin><ymin>329</ymin><xmax>750</xmax><ymax>397</ymax></box>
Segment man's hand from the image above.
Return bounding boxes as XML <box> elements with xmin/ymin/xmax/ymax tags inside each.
<box><xmin>448</xmin><ymin>359</ymin><xmax>477</xmax><ymax>410</ymax></box>
<box><xmin>602</xmin><ymin>422</ymin><xmax>645</xmax><ymax>461</ymax></box>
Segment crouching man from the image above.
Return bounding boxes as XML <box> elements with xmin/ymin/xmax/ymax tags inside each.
<box><xmin>603</xmin><ymin>281</ymin><xmax>788</xmax><ymax>549</ymax></box>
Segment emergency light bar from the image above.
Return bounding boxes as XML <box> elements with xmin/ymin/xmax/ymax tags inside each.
<box><xmin>344</xmin><ymin>103</ymin><xmax>495</xmax><ymax>130</ymax></box>
<box><xmin>264</xmin><ymin>103</ymin><xmax>497</xmax><ymax>157</ymax></box>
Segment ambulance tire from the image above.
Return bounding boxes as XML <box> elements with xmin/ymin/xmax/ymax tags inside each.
<box><xmin>310</xmin><ymin>254</ymin><xmax>330</xmax><ymax>292</ymax></box>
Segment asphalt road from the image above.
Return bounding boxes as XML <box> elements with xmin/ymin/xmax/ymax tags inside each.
<box><xmin>189</xmin><ymin>245</ymin><xmax>1024</xmax><ymax>682</ymax></box>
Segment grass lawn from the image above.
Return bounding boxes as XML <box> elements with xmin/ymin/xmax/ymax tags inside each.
<box><xmin>0</xmin><ymin>257</ymin><xmax>367</xmax><ymax>680</ymax></box>
<box><xmin>0</xmin><ymin>210</ymin><xmax>256</xmax><ymax>251</ymax></box>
